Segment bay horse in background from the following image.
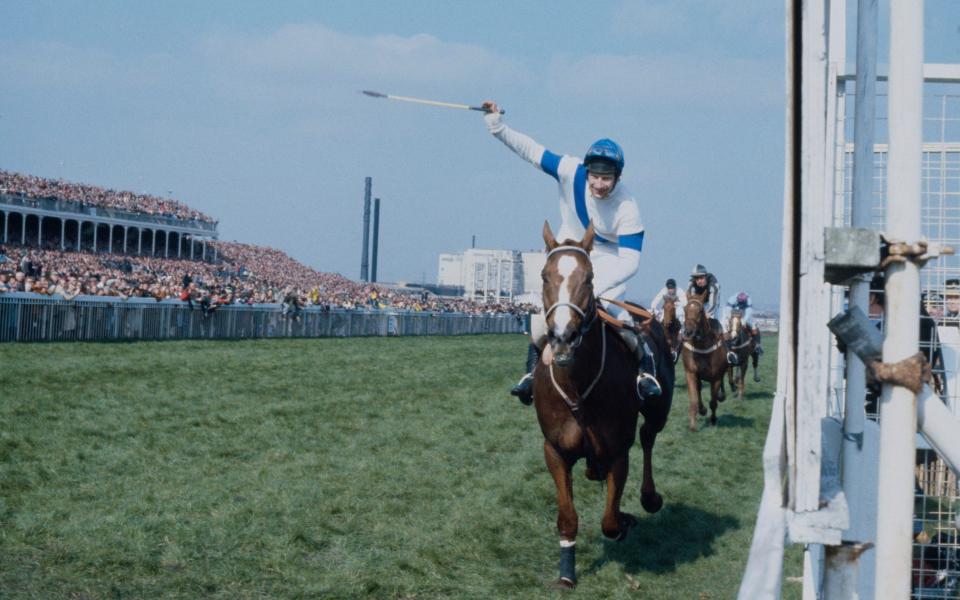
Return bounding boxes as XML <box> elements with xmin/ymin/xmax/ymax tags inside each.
<box><xmin>660</xmin><ymin>296</ymin><xmax>682</xmax><ymax>363</ymax></box>
<box><xmin>680</xmin><ymin>292</ymin><xmax>727</xmax><ymax>432</ymax></box>
<box><xmin>726</xmin><ymin>310</ymin><xmax>760</xmax><ymax>399</ymax></box>
<box><xmin>532</xmin><ymin>221</ymin><xmax>673</xmax><ymax>588</ymax></box>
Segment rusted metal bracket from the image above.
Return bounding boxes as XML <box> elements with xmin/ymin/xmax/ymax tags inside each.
<box><xmin>823</xmin><ymin>227</ymin><xmax>954</xmax><ymax>284</ymax></box>
<box><xmin>879</xmin><ymin>235</ymin><xmax>955</xmax><ymax>269</ymax></box>
<box><xmin>865</xmin><ymin>351</ymin><xmax>932</xmax><ymax>395</ymax></box>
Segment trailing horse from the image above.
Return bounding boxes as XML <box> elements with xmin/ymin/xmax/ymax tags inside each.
<box><xmin>531</xmin><ymin>221</ymin><xmax>673</xmax><ymax>587</ymax></box>
<box><xmin>660</xmin><ymin>296</ymin><xmax>682</xmax><ymax>363</ymax></box>
<box><xmin>680</xmin><ymin>292</ymin><xmax>727</xmax><ymax>431</ymax></box>
<box><xmin>726</xmin><ymin>310</ymin><xmax>760</xmax><ymax>399</ymax></box>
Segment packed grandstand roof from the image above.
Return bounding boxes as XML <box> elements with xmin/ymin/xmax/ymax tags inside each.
<box><xmin>0</xmin><ymin>170</ymin><xmax>533</xmax><ymax>315</ymax></box>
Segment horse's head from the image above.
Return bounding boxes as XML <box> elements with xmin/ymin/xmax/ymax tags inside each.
<box><xmin>728</xmin><ymin>309</ymin><xmax>743</xmax><ymax>340</ymax></box>
<box><xmin>662</xmin><ymin>296</ymin><xmax>677</xmax><ymax>328</ymax></box>
<box><xmin>682</xmin><ymin>293</ymin><xmax>708</xmax><ymax>341</ymax></box>
<box><xmin>541</xmin><ymin>220</ymin><xmax>596</xmax><ymax>367</ymax></box>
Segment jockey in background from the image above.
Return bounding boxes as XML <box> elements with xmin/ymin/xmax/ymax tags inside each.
<box><xmin>687</xmin><ymin>264</ymin><xmax>720</xmax><ymax>318</ymax></box>
<box><xmin>481</xmin><ymin>99</ymin><xmax>661</xmax><ymax>406</ymax></box>
<box><xmin>651</xmin><ymin>278</ymin><xmax>687</xmax><ymax>321</ymax></box>
<box><xmin>721</xmin><ymin>291</ymin><xmax>763</xmax><ymax>364</ymax></box>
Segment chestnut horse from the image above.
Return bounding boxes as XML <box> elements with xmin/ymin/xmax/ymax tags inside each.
<box><xmin>680</xmin><ymin>292</ymin><xmax>727</xmax><ymax>431</ymax></box>
<box><xmin>660</xmin><ymin>296</ymin><xmax>682</xmax><ymax>363</ymax></box>
<box><xmin>726</xmin><ymin>311</ymin><xmax>760</xmax><ymax>399</ymax></box>
<box><xmin>532</xmin><ymin>221</ymin><xmax>673</xmax><ymax>587</ymax></box>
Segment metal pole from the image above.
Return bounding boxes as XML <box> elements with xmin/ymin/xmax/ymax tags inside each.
<box><xmin>361</xmin><ymin>177</ymin><xmax>371</xmax><ymax>282</ymax></box>
<box><xmin>874</xmin><ymin>1</ymin><xmax>923</xmax><ymax>597</ymax></box>
<box><xmin>371</xmin><ymin>197</ymin><xmax>380</xmax><ymax>282</ymax></box>
<box><xmin>839</xmin><ymin>0</ymin><xmax>878</xmax><ymax>557</ymax></box>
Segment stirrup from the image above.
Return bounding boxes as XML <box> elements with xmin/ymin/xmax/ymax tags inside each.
<box><xmin>510</xmin><ymin>373</ymin><xmax>534</xmax><ymax>406</ymax></box>
<box><xmin>636</xmin><ymin>373</ymin><xmax>662</xmax><ymax>399</ymax></box>
<box><xmin>727</xmin><ymin>351</ymin><xmax>739</xmax><ymax>365</ymax></box>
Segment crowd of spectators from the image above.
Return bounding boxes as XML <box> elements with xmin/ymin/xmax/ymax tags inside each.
<box><xmin>0</xmin><ymin>241</ymin><xmax>535</xmax><ymax>317</ymax></box>
<box><xmin>0</xmin><ymin>170</ymin><xmax>216</xmax><ymax>225</ymax></box>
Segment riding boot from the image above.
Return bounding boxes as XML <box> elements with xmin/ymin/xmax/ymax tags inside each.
<box><xmin>509</xmin><ymin>343</ymin><xmax>539</xmax><ymax>406</ymax></box>
<box><xmin>635</xmin><ymin>337</ymin><xmax>662</xmax><ymax>400</ymax></box>
<box><xmin>753</xmin><ymin>330</ymin><xmax>764</xmax><ymax>357</ymax></box>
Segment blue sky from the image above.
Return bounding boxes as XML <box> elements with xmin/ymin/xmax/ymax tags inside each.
<box><xmin>1</xmin><ymin>1</ymin><xmax>957</xmax><ymax>308</ymax></box>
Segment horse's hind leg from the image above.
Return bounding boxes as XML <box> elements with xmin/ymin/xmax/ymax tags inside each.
<box><xmin>544</xmin><ymin>441</ymin><xmax>578</xmax><ymax>587</ymax></box>
<box><xmin>600</xmin><ymin>454</ymin><xmax>636</xmax><ymax>541</ymax></box>
<box><xmin>752</xmin><ymin>349</ymin><xmax>761</xmax><ymax>382</ymax></box>
<box><xmin>638</xmin><ymin>420</ymin><xmax>664</xmax><ymax>513</ymax></box>
<box><xmin>738</xmin><ymin>363</ymin><xmax>747</xmax><ymax>399</ymax></box>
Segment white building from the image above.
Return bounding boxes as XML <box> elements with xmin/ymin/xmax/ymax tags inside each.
<box><xmin>438</xmin><ymin>248</ymin><xmax>545</xmax><ymax>303</ymax></box>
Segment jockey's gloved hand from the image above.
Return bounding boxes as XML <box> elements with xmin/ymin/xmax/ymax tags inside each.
<box><xmin>482</xmin><ymin>101</ymin><xmax>504</xmax><ymax>133</ymax></box>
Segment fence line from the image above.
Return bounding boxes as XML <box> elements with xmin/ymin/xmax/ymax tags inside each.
<box><xmin>0</xmin><ymin>293</ymin><xmax>525</xmax><ymax>342</ymax></box>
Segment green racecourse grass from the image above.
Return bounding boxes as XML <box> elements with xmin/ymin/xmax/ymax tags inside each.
<box><xmin>0</xmin><ymin>335</ymin><xmax>802</xmax><ymax>599</ymax></box>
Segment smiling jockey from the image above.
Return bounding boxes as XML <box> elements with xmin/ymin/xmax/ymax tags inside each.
<box><xmin>481</xmin><ymin>100</ymin><xmax>661</xmax><ymax>406</ymax></box>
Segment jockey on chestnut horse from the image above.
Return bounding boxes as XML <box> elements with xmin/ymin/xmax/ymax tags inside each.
<box><xmin>480</xmin><ymin>100</ymin><xmax>661</xmax><ymax>407</ymax></box>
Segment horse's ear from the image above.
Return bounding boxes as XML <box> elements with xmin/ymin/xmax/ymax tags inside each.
<box><xmin>581</xmin><ymin>222</ymin><xmax>595</xmax><ymax>253</ymax></box>
<box><xmin>543</xmin><ymin>220</ymin><xmax>558</xmax><ymax>251</ymax></box>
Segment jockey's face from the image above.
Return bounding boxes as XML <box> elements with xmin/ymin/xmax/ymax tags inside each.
<box><xmin>694</xmin><ymin>275</ymin><xmax>707</xmax><ymax>287</ymax></box>
<box><xmin>587</xmin><ymin>172</ymin><xmax>617</xmax><ymax>199</ymax></box>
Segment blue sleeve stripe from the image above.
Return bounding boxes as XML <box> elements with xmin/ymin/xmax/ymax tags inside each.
<box><xmin>540</xmin><ymin>150</ymin><xmax>562</xmax><ymax>181</ymax></box>
<box><xmin>573</xmin><ymin>165</ymin><xmax>589</xmax><ymax>229</ymax></box>
<box><xmin>619</xmin><ymin>232</ymin><xmax>644</xmax><ymax>252</ymax></box>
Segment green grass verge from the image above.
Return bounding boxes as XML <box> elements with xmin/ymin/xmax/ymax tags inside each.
<box><xmin>0</xmin><ymin>335</ymin><xmax>800</xmax><ymax>599</ymax></box>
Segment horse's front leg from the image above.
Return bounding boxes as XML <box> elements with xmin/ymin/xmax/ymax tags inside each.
<box><xmin>600</xmin><ymin>454</ymin><xmax>635</xmax><ymax>541</ymax></box>
<box><xmin>638</xmin><ymin>420</ymin><xmax>664</xmax><ymax>513</ymax></box>
<box><xmin>709</xmin><ymin>378</ymin><xmax>721</xmax><ymax>425</ymax></box>
<box><xmin>685</xmin><ymin>370</ymin><xmax>703</xmax><ymax>432</ymax></box>
<box><xmin>738</xmin><ymin>362</ymin><xmax>747</xmax><ymax>399</ymax></box>
<box><xmin>544</xmin><ymin>441</ymin><xmax>578</xmax><ymax>587</ymax></box>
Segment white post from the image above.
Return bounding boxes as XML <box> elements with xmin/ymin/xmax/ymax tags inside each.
<box><xmin>873</xmin><ymin>1</ymin><xmax>923</xmax><ymax>598</ymax></box>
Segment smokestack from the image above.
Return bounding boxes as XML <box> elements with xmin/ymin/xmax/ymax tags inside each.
<box><xmin>360</xmin><ymin>177</ymin><xmax>371</xmax><ymax>282</ymax></box>
<box><xmin>472</xmin><ymin>235</ymin><xmax>476</xmax><ymax>249</ymax></box>
<box><xmin>371</xmin><ymin>197</ymin><xmax>381</xmax><ymax>282</ymax></box>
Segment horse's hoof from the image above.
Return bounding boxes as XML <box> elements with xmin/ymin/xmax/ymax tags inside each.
<box><xmin>698</xmin><ymin>405</ymin><xmax>707</xmax><ymax>416</ymax></box>
<box><xmin>558</xmin><ymin>577</ymin><xmax>576</xmax><ymax>589</ymax></box>
<box><xmin>754</xmin><ymin>374</ymin><xmax>761</xmax><ymax>383</ymax></box>
<box><xmin>710</xmin><ymin>415</ymin><xmax>718</xmax><ymax>426</ymax></box>
<box><xmin>718</xmin><ymin>394</ymin><xmax>726</xmax><ymax>403</ymax></box>
<box><xmin>641</xmin><ymin>492</ymin><xmax>664</xmax><ymax>514</ymax></box>
<box><xmin>688</xmin><ymin>423</ymin><xmax>697</xmax><ymax>433</ymax></box>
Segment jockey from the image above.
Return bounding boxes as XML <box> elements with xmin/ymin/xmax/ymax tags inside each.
<box><xmin>720</xmin><ymin>291</ymin><xmax>763</xmax><ymax>364</ymax></box>
<box><xmin>650</xmin><ymin>278</ymin><xmax>687</xmax><ymax>321</ymax></box>
<box><xmin>687</xmin><ymin>264</ymin><xmax>720</xmax><ymax>318</ymax></box>
<box><xmin>481</xmin><ymin>100</ymin><xmax>661</xmax><ymax>406</ymax></box>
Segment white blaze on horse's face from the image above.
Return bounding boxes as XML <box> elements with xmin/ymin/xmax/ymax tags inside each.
<box><xmin>552</xmin><ymin>255</ymin><xmax>578</xmax><ymax>338</ymax></box>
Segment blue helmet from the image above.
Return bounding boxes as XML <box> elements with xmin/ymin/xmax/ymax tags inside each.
<box><xmin>584</xmin><ymin>138</ymin><xmax>624</xmax><ymax>176</ymax></box>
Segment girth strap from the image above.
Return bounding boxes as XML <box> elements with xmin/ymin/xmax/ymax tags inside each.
<box><xmin>683</xmin><ymin>339</ymin><xmax>724</xmax><ymax>354</ymax></box>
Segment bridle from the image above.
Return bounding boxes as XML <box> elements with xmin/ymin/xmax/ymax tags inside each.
<box><xmin>682</xmin><ymin>298</ymin><xmax>723</xmax><ymax>354</ymax></box>
<box><xmin>543</xmin><ymin>245</ymin><xmax>598</xmax><ymax>350</ymax></box>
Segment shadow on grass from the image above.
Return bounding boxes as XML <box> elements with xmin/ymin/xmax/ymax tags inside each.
<box><xmin>714</xmin><ymin>414</ymin><xmax>755</xmax><ymax>428</ymax></box>
<box><xmin>584</xmin><ymin>502</ymin><xmax>739</xmax><ymax>576</ymax></box>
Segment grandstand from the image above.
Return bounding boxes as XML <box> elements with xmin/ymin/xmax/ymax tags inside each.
<box><xmin>0</xmin><ymin>169</ymin><xmax>534</xmax><ymax>316</ymax></box>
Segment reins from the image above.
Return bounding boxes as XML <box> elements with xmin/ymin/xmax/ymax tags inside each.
<box><xmin>549</xmin><ymin>322</ymin><xmax>608</xmax><ymax>413</ymax></box>
<box><xmin>682</xmin><ymin>298</ymin><xmax>724</xmax><ymax>355</ymax></box>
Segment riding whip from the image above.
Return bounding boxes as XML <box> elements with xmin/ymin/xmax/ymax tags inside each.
<box><xmin>361</xmin><ymin>90</ymin><xmax>504</xmax><ymax>114</ymax></box>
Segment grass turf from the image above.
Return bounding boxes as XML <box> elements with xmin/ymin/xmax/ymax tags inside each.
<box><xmin>0</xmin><ymin>335</ymin><xmax>800</xmax><ymax>599</ymax></box>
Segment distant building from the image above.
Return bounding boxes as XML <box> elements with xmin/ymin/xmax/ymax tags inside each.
<box><xmin>438</xmin><ymin>248</ymin><xmax>545</xmax><ymax>303</ymax></box>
